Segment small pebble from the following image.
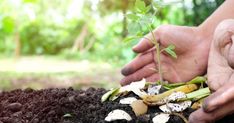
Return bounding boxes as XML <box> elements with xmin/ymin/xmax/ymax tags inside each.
<box><xmin>7</xmin><ymin>103</ymin><xmax>22</xmax><ymax>112</ymax></box>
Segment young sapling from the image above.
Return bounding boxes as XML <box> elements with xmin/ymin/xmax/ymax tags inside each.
<box><xmin>124</xmin><ymin>0</ymin><xmax>177</xmax><ymax>85</ymax></box>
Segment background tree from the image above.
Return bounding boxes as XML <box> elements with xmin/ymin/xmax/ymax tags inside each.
<box><xmin>0</xmin><ymin>0</ymin><xmax>224</xmax><ymax>62</ymax></box>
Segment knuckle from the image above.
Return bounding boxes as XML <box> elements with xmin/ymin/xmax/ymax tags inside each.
<box><xmin>146</xmin><ymin>77</ymin><xmax>153</xmax><ymax>82</ymax></box>
<box><xmin>213</xmin><ymin>20</ymin><xmax>234</xmax><ymax>49</ymax></box>
<box><xmin>215</xmin><ymin>19</ymin><xmax>234</xmax><ymax>34</ymax></box>
<box><xmin>131</xmin><ymin>72</ymin><xmax>141</xmax><ymax>81</ymax></box>
<box><xmin>154</xmin><ymin>24</ymin><xmax>169</xmax><ymax>36</ymax></box>
<box><xmin>207</xmin><ymin>79</ymin><xmax>218</xmax><ymax>92</ymax></box>
<box><xmin>146</xmin><ymin>63</ymin><xmax>155</xmax><ymax>68</ymax></box>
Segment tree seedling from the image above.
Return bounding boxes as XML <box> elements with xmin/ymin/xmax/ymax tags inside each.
<box><xmin>124</xmin><ymin>0</ymin><xmax>177</xmax><ymax>85</ymax></box>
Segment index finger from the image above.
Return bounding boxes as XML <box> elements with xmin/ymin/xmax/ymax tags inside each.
<box><xmin>121</xmin><ymin>49</ymin><xmax>154</xmax><ymax>76</ymax></box>
<box><xmin>132</xmin><ymin>29</ymin><xmax>160</xmax><ymax>53</ymax></box>
<box><xmin>190</xmin><ymin>100</ymin><xmax>234</xmax><ymax>123</ymax></box>
<box><xmin>203</xmin><ymin>82</ymin><xmax>234</xmax><ymax>113</ymax></box>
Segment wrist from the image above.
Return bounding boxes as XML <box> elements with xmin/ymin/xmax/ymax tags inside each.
<box><xmin>195</xmin><ymin>25</ymin><xmax>213</xmax><ymax>44</ymax></box>
<box><xmin>192</xmin><ymin>26</ymin><xmax>213</xmax><ymax>60</ymax></box>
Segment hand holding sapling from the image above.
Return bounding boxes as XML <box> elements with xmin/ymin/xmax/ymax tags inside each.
<box><xmin>121</xmin><ymin>0</ymin><xmax>210</xmax><ymax>85</ymax></box>
<box><xmin>122</xmin><ymin>0</ymin><xmax>178</xmax><ymax>85</ymax></box>
<box><xmin>121</xmin><ymin>24</ymin><xmax>210</xmax><ymax>85</ymax></box>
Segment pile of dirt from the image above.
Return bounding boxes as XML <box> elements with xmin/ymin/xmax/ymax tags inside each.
<box><xmin>0</xmin><ymin>87</ymin><xmax>233</xmax><ymax>123</ymax></box>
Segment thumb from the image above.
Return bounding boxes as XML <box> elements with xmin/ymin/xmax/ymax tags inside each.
<box><xmin>227</xmin><ymin>35</ymin><xmax>234</xmax><ymax>68</ymax></box>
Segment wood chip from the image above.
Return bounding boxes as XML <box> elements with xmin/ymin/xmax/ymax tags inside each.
<box><xmin>105</xmin><ymin>109</ymin><xmax>132</xmax><ymax>121</ymax></box>
<box><xmin>131</xmin><ymin>100</ymin><xmax>148</xmax><ymax>116</ymax></box>
<box><xmin>119</xmin><ymin>97</ymin><xmax>137</xmax><ymax>105</ymax></box>
<box><xmin>152</xmin><ymin>113</ymin><xmax>170</xmax><ymax>123</ymax></box>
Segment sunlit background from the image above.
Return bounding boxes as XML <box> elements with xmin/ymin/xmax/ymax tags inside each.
<box><xmin>0</xmin><ymin>0</ymin><xmax>224</xmax><ymax>90</ymax></box>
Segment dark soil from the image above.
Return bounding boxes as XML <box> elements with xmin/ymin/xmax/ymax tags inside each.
<box><xmin>0</xmin><ymin>87</ymin><xmax>233</xmax><ymax>123</ymax></box>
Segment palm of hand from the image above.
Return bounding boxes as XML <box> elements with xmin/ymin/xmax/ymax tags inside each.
<box><xmin>153</xmin><ymin>26</ymin><xmax>209</xmax><ymax>82</ymax></box>
<box><xmin>121</xmin><ymin>25</ymin><xmax>210</xmax><ymax>85</ymax></box>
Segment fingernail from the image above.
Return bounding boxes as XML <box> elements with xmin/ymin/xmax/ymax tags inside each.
<box><xmin>120</xmin><ymin>78</ymin><xmax>126</xmax><ymax>86</ymax></box>
<box><xmin>202</xmin><ymin>100</ymin><xmax>209</xmax><ymax>112</ymax></box>
<box><xmin>121</xmin><ymin>67</ymin><xmax>132</xmax><ymax>76</ymax></box>
<box><xmin>133</xmin><ymin>44</ymin><xmax>137</xmax><ymax>49</ymax></box>
<box><xmin>202</xmin><ymin>98</ymin><xmax>215</xmax><ymax>113</ymax></box>
<box><xmin>132</xmin><ymin>45</ymin><xmax>139</xmax><ymax>52</ymax></box>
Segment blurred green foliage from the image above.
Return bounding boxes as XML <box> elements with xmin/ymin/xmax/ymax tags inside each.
<box><xmin>0</xmin><ymin>0</ymin><xmax>224</xmax><ymax>63</ymax></box>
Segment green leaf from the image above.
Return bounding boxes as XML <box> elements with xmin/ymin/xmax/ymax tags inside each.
<box><xmin>123</xmin><ymin>32</ymin><xmax>143</xmax><ymax>43</ymax></box>
<box><xmin>139</xmin><ymin>14</ymin><xmax>154</xmax><ymax>25</ymax></box>
<box><xmin>135</xmin><ymin>0</ymin><xmax>146</xmax><ymax>13</ymax></box>
<box><xmin>187</xmin><ymin>76</ymin><xmax>206</xmax><ymax>84</ymax></box>
<box><xmin>2</xmin><ymin>16</ymin><xmax>15</xmax><ymax>33</ymax></box>
<box><xmin>165</xmin><ymin>49</ymin><xmax>177</xmax><ymax>58</ymax></box>
<box><xmin>123</xmin><ymin>37</ymin><xmax>135</xmax><ymax>43</ymax></box>
<box><xmin>123</xmin><ymin>36</ymin><xmax>140</xmax><ymax>43</ymax></box>
<box><xmin>101</xmin><ymin>88</ymin><xmax>119</xmax><ymax>102</ymax></box>
<box><xmin>145</xmin><ymin>6</ymin><xmax>151</xmax><ymax>13</ymax></box>
<box><xmin>152</xmin><ymin>2</ymin><xmax>162</xmax><ymax>10</ymax></box>
<box><xmin>126</xmin><ymin>14</ymin><xmax>139</xmax><ymax>20</ymax></box>
<box><xmin>23</xmin><ymin>0</ymin><xmax>38</xmax><ymax>3</ymax></box>
<box><xmin>127</xmin><ymin>22</ymin><xmax>141</xmax><ymax>34</ymax></box>
<box><xmin>167</xmin><ymin>44</ymin><xmax>175</xmax><ymax>50</ymax></box>
<box><xmin>136</xmin><ymin>32</ymin><xmax>144</xmax><ymax>37</ymax></box>
<box><xmin>164</xmin><ymin>44</ymin><xmax>177</xmax><ymax>58</ymax></box>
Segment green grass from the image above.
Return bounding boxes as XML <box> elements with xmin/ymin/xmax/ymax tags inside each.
<box><xmin>0</xmin><ymin>80</ymin><xmax>12</xmax><ymax>90</ymax></box>
<box><xmin>0</xmin><ymin>71</ymin><xmax>120</xmax><ymax>90</ymax></box>
<box><xmin>0</xmin><ymin>54</ymin><xmax>123</xmax><ymax>90</ymax></box>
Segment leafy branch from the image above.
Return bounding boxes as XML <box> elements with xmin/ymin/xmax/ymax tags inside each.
<box><xmin>125</xmin><ymin>0</ymin><xmax>177</xmax><ymax>85</ymax></box>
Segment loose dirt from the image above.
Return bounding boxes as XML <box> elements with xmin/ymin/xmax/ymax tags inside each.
<box><xmin>0</xmin><ymin>88</ymin><xmax>233</xmax><ymax>123</ymax></box>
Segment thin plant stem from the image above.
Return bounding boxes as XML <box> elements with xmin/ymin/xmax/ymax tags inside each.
<box><xmin>149</xmin><ymin>29</ymin><xmax>163</xmax><ymax>84</ymax></box>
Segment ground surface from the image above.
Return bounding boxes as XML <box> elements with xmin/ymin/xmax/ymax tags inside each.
<box><xmin>0</xmin><ymin>56</ymin><xmax>120</xmax><ymax>90</ymax></box>
<box><xmin>0</xmin><ymin>87</ymin><xmax>233</xmax><ymax>123</ymax></box>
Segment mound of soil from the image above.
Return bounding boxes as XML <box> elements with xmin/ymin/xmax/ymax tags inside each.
<box><xmin>0</xmin><ymin>87</ymin><xmax>233</xmax><ymax>123</ymax></box>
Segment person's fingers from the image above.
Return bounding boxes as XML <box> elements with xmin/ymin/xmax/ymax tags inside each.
<box><xmin>132</xmin><ymin>29</ymin><xmax>160</xmax><ymax>53</ymax></box>
<box><xmin>145</xmin><ymin>74</ymin><xmax>160</xmax><ymax>82</ymax></box>
<box><xmin>120</xmin><ymin>63</ymin><xmax>156</xmax><ymax>85</ymax></box>
<box><xmin>190</xmin><ymin>100</ymin><xmax>234</xmax><ymax>123</ymax></box>
<box><xmin>203</xmin><ymin>83</ymin><xmax>234</xmax><ymax>113</ymax></box>
<box><xmin>121</xmin><ymin>50</ymin><xmax>154</xmax><ymax>76</ymax></box>
<box><xmin>189</xmin><ymin>108</ymin><xmax>212</xmax><ymax>123</ymax></box>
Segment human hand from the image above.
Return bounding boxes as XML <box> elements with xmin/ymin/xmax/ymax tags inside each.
<box><xmin>189</xmin><ymin>19</ymin><xmax>234</xmax><ymax>123</ymax></box>
<box><xmin>121</xmin><ymin>25</ymin><xmax>211</xmax><ymax>85</ymax></box>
